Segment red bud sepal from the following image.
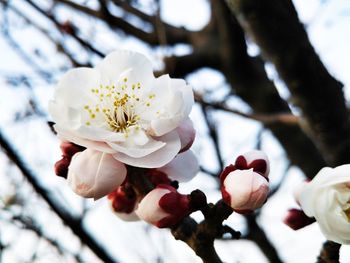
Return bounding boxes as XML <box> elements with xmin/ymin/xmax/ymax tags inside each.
<box><xmin>283</xmin><ymin>208</ymin><xmax>316</xmax><ymax>230</ymax></box>
<box><xmin>136</xmin><ymin>184</ymin><xmax>191</xmax><ymax>228</ymax></box>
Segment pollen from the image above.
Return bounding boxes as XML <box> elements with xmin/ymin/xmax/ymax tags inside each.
<box><xmin>83</xmin><ymin>78</ymin><xmax>150</xmax><ymax>134</ymax></box>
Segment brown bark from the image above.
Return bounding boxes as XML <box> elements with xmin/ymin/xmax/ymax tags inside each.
<box><xmin>317</xmin><ymin>241</ymin><xmax>341</xmax><ymax>263</ymax></box>
<box><xmin>227</xmin><ymin>0</ymin><xmax>350</xmax><ymax>166</ymax></box>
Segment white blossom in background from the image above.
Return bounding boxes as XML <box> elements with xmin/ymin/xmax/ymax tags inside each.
<box><xmin>49</xmin><ymin>50</ymin><xmax>194</xmax><ymax>168</ymax></box>
<box><xmin>296</xmin><ymin>165</ymin><xmax>350</xmax><ymax>244</ymax></box>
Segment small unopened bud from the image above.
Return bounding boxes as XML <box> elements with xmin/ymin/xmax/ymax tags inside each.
<box><xmin>221</xmin><ymin>169</ymin><xmax>269</xmax><ymax>213</ymax></box>
<box><xmin>67</xmin><ymin>149</ymin><xmax>126</xmax><ymax>200</ymax></box>
<box><xmin>283</xmin><ymin>208</ymin><xmax>315</xmax><ymax>230</ymax></box>
<box><xmin>136</xmin><ymin>185</ymin><xmax>190</xmax><ymax>228</ymax></box>
<box><xmin>235</xmin><ymin>150</ymin><xmax>270</xmax><ymax>179</ymax></box>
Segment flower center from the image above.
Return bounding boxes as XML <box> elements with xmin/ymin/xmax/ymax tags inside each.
<box><xmin>83</xmin><ymin>77</ymin><xmax>155</xmax><ymax>136</ymax></box>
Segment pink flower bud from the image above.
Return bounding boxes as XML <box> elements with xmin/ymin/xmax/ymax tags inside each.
<box><xmin>221</xmin><ymin>169</ymin><xmax>269</xmax><ymax>213</ymax></box>
<box><xmin>283</xmin><ymin>208</ymin><xmax>315</xmax><ymax>230</ymax></box>
<box><xmin>176</xmin><ymin>118</ymin><xmax>196</xmax><ymax>153</ymax></box>
<box><xmin>235</xmin><ymin>150</ymin><xmax>270</xmax><ymax>179</ymax></box>
<box><xmin>136</xmin><ymin>185</ymin><xmax>190</xmax><ymax>228</ymax></box>
<box><xmin>67</xmin><ymin>149</ymin><xmax>127</xmax><ymax>200</ymax></box>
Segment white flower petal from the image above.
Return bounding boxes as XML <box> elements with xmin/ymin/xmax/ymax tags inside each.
<box><xmin>107</xmin><ymin>137</ymin><xmax>165</xmax><ymax>158</ymax></box>
<box><xmin>131</xmin><ymin>128</ymin><xmax>149</xmax><ymax>146</ymax></box>
<box><xmin>96</xmin><ymin>50</ymin><xmax>154</xmax><ymax>88</ymax></box>
<box><xmin>158</xmin><ymin>150</ymin><xmax>198</xmax><ymax>182</ymax></box>
<box><xmin>141</xmin><ymin>75</ymin><xmax>194</xmax><ymax>136</ymax></box>
<box><xmin>149</xmin><ymin>114</ymin><xmax>183</xmax><ymax>137</ymax></box>
<box><xmin>176</xmin><ymin>118</ymin><xmax>196</xmax><ymax>152</ymax></box>
<box><xmin>75</xmin><ymin>125</ymin><xmax>126</xmax><ymax>142</ymax></box>
<box><xmin>49</xmin><ymin>101</ymin><xmax>81</xmax><ymax>129</ymax></box>
<box><xmin>113</xmin><ymin>130</ymin><xmax>181</xmax><ymax>168</ymax></box>
<box><xmin>173</xmin><ymin>79</ymin><xmax>194</xmax><ymax>117</ymax></box>
<box><xmin>67</xmin><ymin>149</ymin><xmax>126</xmax><ymax>199</ymax></box>
<box><xmin>54</xmin><ymin>67</ymin><xmax>101</xmax><ymax>107</ymax></box>
<box><xmin>55</xmin><ymin>125</ymin><xmax>115</xmax><ymax>153</ymax></box>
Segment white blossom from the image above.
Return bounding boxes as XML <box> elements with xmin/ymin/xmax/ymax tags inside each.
<box><xmin>49</xmin><ymin>50</ymin><xmax>194</xmax><ymax>168</ymax></box>
<box><xmin>297</xmin><ymin>165</ymin><xmax>350</xmax><ymax>244</ymax></box>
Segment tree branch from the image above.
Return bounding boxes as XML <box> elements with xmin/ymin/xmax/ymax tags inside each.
<box><xmin>226</xmin><ymin>0</ymin><xmax>350</xmax><ymax>166</ymax></box>
<box><xmin>55</xmin><ymin>0</ymin><xmax>191</xmax><ymax>45</ymax></box>
<box><xmin>5</xmin><ymin>3</ymin><xmax>84</xmax><ymax>67</ymax></box>
<box><xmin>126</xmin><ymin>166</ymin><xmax>240</xmax><ymax>263</ymax></box>
<box><xmin>200</xmin><ymin>105</ymin><xmax>224</xmax><ymax>172</ymax></box>
<box><xmin>244</xmin><ymin>214</ymin><xmax>283</xmax><ymax>263</ymax></box>
<box><xmin>317</xmin><ymin>241</ymin><xmax>341</xmax><ymax>263</ymax></box>
<box><xmin>26</xmin><ymin>0</ymin><xmax>104</xmax><ymax>57</ymax></box>
<box><xmin>195</xmin><ymin>92</ymin><xmax>299</xmax><ymax>125</ymax></box>
<box><xmin>206</xmin><ymin>0</ymin><xmax>327</xmax><ymax>179</ymax></box>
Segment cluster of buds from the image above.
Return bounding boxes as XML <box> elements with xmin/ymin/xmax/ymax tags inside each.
<box><xmin>220</xmin><ymin>150</ymin><xmax>270</xmax><ymax>213</ymax></box>
<box><xmin>55</xmin><ymin>143</ymin><xmax>271</xmax><ymax>227</ymax></box>
<box><xmin>54</xmin><ymin>140</ymin><xmax>199</xmax><ymax>228</ymax></box>
<box><xmin>107</xmin><ymin>154</ymin><xmax>201</xmax><ymax>227</ymax></box>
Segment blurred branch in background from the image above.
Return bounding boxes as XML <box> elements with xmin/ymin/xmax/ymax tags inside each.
<box><xmin>0</xmin><ymin>131</ymin><xmax>118</xmax><ymax>263</ymax></box>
